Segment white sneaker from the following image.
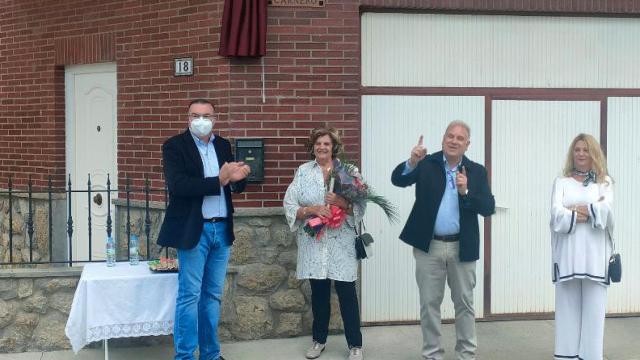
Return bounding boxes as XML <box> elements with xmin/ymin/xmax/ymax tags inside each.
<box><xmin>305</xmin><ymin>341</ymin><xmax>325</xmax><ymax>359</ymax></box>
<box><xmin>348</xmin><ymin>347</ymin><xmax>363</xmax><ymax>360</ymax></box>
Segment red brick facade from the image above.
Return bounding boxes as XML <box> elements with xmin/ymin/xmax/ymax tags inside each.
<box><xmin>2</xmin><ymin>0</ymin><xmax>640</xmax><ymax>205</ymax></box>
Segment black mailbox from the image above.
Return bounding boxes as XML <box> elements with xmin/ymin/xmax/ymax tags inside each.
<box><xmin>235</xmin><ymin>138</ymin><xmax>264</xmax><ymax>183</ymax></box>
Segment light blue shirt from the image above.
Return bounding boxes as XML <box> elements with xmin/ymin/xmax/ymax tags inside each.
<box><xmin>191</xmin><ymin>132</ymin><xmax>228</xmax><ymax>218</ymax></box>
<box><xmin>403</xmin><ymin>156</ymin><xmax>461</xmax><ymax>235</ymax></box>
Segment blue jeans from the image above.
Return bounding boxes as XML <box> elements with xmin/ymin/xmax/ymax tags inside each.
<box><xmin>174</xmin><ymin>221</ymin><xmax>231</xmax><ymax>360</ymax></box>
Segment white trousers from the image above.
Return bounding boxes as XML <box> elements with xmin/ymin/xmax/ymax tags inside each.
<box><xmin>554</xmin><ymin>278</ymin><xmax>607</xmax><ymax>360</ymax></box>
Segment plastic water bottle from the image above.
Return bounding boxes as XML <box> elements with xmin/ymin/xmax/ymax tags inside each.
<box><xmin>129</xmin><ymin>234</ymin><xmax>140</xmax><ymax>265</ymax></box>
<box><xmin>106</xmin><ymin>235</ymin><xmax>116</xmax><ymax>267</ymax></box>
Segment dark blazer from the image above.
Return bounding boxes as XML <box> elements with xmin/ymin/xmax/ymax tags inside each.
<box><xmin>157</xmin><ymin>130</ymin><xmax>246</xmax><ymax>250</ymax></box>
<box><xmin>391</xmin><ymin>151</ymin><xmax>495</xmax><ymax>262</ymax></box>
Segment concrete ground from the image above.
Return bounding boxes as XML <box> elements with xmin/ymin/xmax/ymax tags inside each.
<box><xmin>1</xmin><ymin>318</ymin><xmax>638</xmax><ymax>360</ymax></box>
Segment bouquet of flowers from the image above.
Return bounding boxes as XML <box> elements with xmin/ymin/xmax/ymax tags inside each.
<box><xmin>303</xmin><ymin>159</ymin><xmax>398</xmax><ymax>239</ymax></box>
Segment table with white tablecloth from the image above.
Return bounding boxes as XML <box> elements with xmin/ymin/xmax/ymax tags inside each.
<box><xmin>65</xmin><ymin>261</ymin><xmax>178</xmax><ymax>354</ymax></box>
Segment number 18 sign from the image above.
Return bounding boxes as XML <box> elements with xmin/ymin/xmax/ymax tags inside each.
<box><xmin>174</xmin><ymin>58</ymin><xmax>194</xmax><ymax>76</ymax></box>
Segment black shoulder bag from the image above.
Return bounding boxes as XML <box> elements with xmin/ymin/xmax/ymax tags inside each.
<box><xmin>606</xmin><ymin>228</ymin><xmax>621</xmax><ymax>283</ymax></box>
<box><xmin>355</xmin><ymin>222</ymin><xmax>374</xmax><ymax>260</ymax></box>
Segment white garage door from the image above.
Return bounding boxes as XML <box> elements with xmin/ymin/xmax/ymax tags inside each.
<box><xmin>490</xmin><ymin>100</ymin><xmax>600</xmax><ymax>314</ymax></box>
<box><xmin>361</xmin><ymin>95</ymin><xmax>485</xmax><ymax>322</ymax></box>
<box><xmin>362</xmin><ymin>13</ymin><xmax>640</xmax><ymax>88</ymax></box>
<box><xmin>606</xmin><ymin>97</ymin><xmax>640</xmax><ymax>314</ymax></box>
<box><xmin>361</xmin><ymin>12</ymin><xmax>640</xmax><ymax>321</ymax></box>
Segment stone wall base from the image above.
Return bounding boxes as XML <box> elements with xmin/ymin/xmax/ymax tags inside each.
<box><xmin>0</xmin><ymin>210</ymin><xmax>351</xmax><ymax>353</ymax></box>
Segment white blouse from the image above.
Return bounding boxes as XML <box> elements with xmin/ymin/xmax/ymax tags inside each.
<box><xmin>550</xmin><ymin>176</ymin><xmax>614</xmax><ymax>285</ymax></box>
<box><xmin>283</xmin><ymin>160</ymin><xmax>366</xmax><ymax>282</ymax></box>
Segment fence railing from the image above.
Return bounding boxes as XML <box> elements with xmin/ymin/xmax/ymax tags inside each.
<box><xmin>0</xmin><ymin>174</ymin><xmax>169</xmax><ymax>266</ymax></box>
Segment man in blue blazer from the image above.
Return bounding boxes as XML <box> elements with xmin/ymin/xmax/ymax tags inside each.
<box><xmin>158</xmin><ymin>99</ymin><xmax>250</xmax><ymax>360</ymax></box>
<box><xmin>391</xmin><ymin>121</ymin><xmax>494</xmax><ymax>360</ymax></box>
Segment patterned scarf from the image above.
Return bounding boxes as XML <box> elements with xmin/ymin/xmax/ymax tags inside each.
<box><xmin>573</xmin><ymin>169</ymin><xmax>596</xmax><ymax>186</ymax></box>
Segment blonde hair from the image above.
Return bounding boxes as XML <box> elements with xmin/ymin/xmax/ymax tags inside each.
<box><xmin>562</xmin><ymin>133</ymin><xmax>611</xmax><ymax>184</ymax></box>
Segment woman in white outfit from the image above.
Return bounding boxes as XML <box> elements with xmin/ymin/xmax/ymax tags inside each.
<box><xmin>550</xmin><ymin>133</ymin><xmax>614</xmax><ymax>360</ymax></box>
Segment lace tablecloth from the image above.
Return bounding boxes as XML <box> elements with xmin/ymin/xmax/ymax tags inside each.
<box><xmin>65</xmin><ymin>262</ymin><xmax>178</xmax><ymax>353</ymax></box>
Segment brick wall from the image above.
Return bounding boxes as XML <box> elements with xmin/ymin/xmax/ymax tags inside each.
<box><xmin>2</xmin><ymin>0</ymin><xmax>640</xmax><ymax>205</ymax></box>
<box><xmin>0</xmin><ymin>0</ymin><xmax>229</xmax><ymax>192</ymax></box>
<box><xmin>228</xmin><ymin>1</ymin><xmax>361</xmax><ymax>207</ymax></box>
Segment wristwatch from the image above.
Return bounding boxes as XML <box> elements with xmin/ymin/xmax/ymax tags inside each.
<box><xmin>464</xmin><ymin>189</ymin><xmax>469</xmax><ymax>196</ymax></box>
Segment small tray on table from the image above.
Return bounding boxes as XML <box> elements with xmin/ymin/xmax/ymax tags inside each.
<box><xmin>148</xmin><ymin>258</ymin><xmax>179</xmax><ymax>273</ymax></box>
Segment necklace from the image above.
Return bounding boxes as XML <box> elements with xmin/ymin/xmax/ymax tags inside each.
<box><xmin>323</xmin><ymin>166</ymin><xmax>332</xmax><ymax>182</ymax></box>
<box><xmin>317</xmin><ymin>160</ymin><xmax>331</xmax><ymax>173</ymax></box>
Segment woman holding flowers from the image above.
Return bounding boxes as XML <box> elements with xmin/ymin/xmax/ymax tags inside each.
<box><xmin>284</xmin><ymin>127</ymin><xmax>366</xmax><ymax>360</ymax></box>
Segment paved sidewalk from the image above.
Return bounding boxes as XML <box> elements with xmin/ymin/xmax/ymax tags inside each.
<box><xmin>1</xmin><ymin>318</ymin><xmax>638</xmax><ymax>359</ymax></box>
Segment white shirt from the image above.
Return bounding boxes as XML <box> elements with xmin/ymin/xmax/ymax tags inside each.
<box><xmin>550</xmin><ymin>176</ymin><xmax>614</xmax><ymax>285</ymax></box>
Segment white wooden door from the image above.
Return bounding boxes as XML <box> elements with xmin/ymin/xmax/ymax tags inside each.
<box><xmin>490</xmin><ymin>100</ymin><xmax>600</xmax><ymax>314</ymax></box>
<box><xmin>606</xmin><ymin>97</ymin><xmax>640</xmax><ymax>314</ymax></box>
<box><xmin>361</xmin><ymin>95</ymin><xmax>485</xmax><ymax>322</ymax></box>
<box><xmin>65</xmin><ymin>63</ymin><xmax>117</xmax><ymax>262</ymax></box>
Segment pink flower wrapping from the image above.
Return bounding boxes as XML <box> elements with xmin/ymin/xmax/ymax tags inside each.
<box><xmin>304</xmin><ymin>205</ymin><xmax>347</xmax><ymax>239</ymax></box>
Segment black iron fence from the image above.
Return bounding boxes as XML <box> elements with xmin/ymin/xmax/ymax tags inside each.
<box><xmin>0</xmin><ymin>174</ymin><xmax>169</xmax><ymax>266</ymax></box>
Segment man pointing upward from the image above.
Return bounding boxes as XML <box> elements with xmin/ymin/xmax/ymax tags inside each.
<box><xmin>391</xmin><ymin>120</ymin><xmax>495</xmax><ymax>360</ymax></box>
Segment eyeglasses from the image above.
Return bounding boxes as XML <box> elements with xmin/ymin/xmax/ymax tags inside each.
<box><xmin>188</xmin><ymin>113</ymin><xmax>216</xmax><ymax>121</ymax></box>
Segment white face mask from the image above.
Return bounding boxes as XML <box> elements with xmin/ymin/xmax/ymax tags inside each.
<box><xmin>189</xmin><ymin>117</ymin><xmax>213</xmax><ymax>138</ymax></box>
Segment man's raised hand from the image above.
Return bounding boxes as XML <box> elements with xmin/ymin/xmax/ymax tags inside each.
<box><xmin>409</xmin><ymin>135</ymin><xmax>427</xmax><ymax>168</ymax></box>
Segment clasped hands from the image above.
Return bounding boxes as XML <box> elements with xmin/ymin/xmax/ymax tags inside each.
<box><xmin>304</xmin><ymin>193</ymin><xmax>350</xmax><ymax>219</ymax></box>
<box><xmin>567</xmin><ymin>196</ymin><xmax>604</xmax><ymax>223</ymax></box>
<box><xmin>568</xmin><ymin>204</ymin><xmax>590</xmax><ymax>223</ymax></box>
<box><xmin>219</xmin><ymin>161</ymin><xmax>251</xmax><ymax>186</ymax></box>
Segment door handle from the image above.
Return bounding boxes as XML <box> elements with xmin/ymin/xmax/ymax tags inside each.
<box><xmin>93</xmin><ymin>193</ymin><xmax>103</xmax><ymax>206</ymax></box>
